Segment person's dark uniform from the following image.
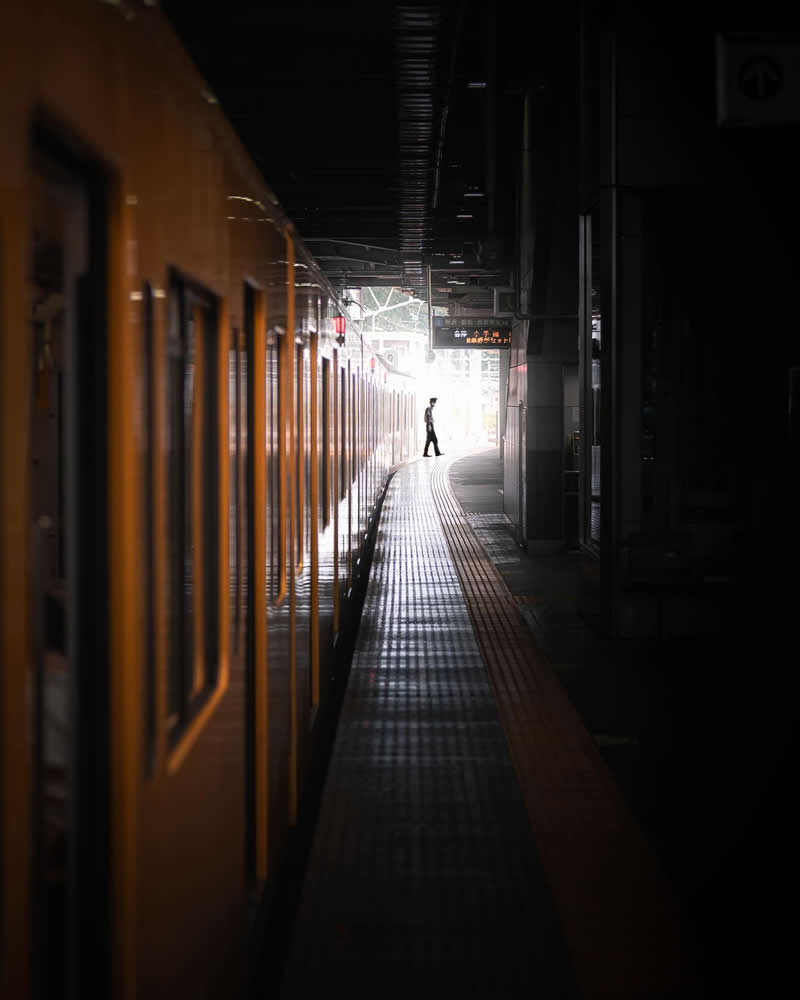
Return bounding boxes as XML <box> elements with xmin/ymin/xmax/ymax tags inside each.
<box><xmin>423</xmin><ymin>397</ymin><xmax>443</xmax><ymax>456</ymax></box>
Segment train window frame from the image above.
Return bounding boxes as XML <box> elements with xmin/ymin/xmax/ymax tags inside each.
<box><xmin>354</xmin><ymin>371</ymin><xmax>359</xmax><ymax>486</ymax></box>
<box><xmin>229</xmin><ymin>323</ymin><xmax>240</xmax><ymax>654</ymax></box>
<box><xmin>304</xmin><ymin>340</ymin><xmax>312</xmax><ymax>563</ymax></box>
<box><xmin>143</xmin><ymin>283</ymin><xmax>156</xmax><ymax>777</ymax></box>
<box><xmin>321</xmin><ymin>355</ymin><xmax>330</xmax><ymax>528</ymax></box>
<box><xmin>340</xmin><ymin>366</ymin><xmax>347</xmax><ymax>502</ymax></box>
<box><xmin>164</xmin><ymin>270</ymin><xmax>223</xmax><ymax>755</ymax></box>
<box><xmin>27</xmin><ymin>132</ymin><xmax>112</xmax><ymax>993</ymax></box>
<box><xmin>296</xmin><ymin>342</ymin><xmax>304</xmax><ymax>573</ymax></box>
<box><xmin>272</xmin><ymin>327</ymin><xmax>288</xmax><ymax>607</ymax></box>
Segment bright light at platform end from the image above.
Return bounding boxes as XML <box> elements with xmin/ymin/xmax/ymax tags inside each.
<box><xmin>344</xmin><ymin>287</ymin><xmax>502</xmax><ymax>453</ymax></box>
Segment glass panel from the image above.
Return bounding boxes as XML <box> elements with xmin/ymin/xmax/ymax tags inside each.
<box><xmin>340</xmin><ymin>368</ymin><xmax>347</xmax><ymax>501</ymax></box>
<box><xmin>200</xmin><ymin>303</ymin><xmax>219</xmax><ymax>691</ymax></box>
<box><xmin>183</xmin><ymin>306</ymin><xmax>197</xmax><ymax>696</ymax></box>
<box><xmin>267</xmin><ymin>340</ymin><xmax>281</xmax><ymax>598</ymax></box>
<box><xmin>305</xmin><ymin>349</ymin><xmax>312</xmax><ymax>552</ymax></box>
<box><xmin>296</xmin><ymin>345</ymin><xmax>304</xmax><ymax>563</ymax></box>
<box><xmin>322</xmin><ymin>357</ymin><xmax>330</xmax><ymax>527</ymax></box>
<box><xmin>240</xmin><ymin>327</ymin><xmax>250</xmax><ymax>636</ymax></box>
<box><xmin>166</xmin><ymin>282</ymin><xmax>218</xmax><ymax>733</ymax></box>
<box><xmin>242</xmin><ymin>289</ymin><xmax>255</xmax><ymax>882</ymax></box>
<box><xmin>229</xmin><ymin>328</ymin><xmax>239</xmax><ymax>652</ymax></box>
<box><xmin>166</xmin><ymin>290</ymin><xmax>184</xmax><ymax>724</ymax></box>
<box><xmin>29</xmin><ymin>163</ymin><xmax>88</xmax><ymax>997</ymax></box>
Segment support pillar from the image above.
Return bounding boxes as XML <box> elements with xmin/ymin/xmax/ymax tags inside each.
<box><xmin>526</xmin><ymin>359</ymin><xmax>565</xmax><ymax>553</ymax></box>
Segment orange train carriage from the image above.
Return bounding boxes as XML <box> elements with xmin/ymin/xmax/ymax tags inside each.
<box><xmin>0</xmin><ymin>2</ymin><xmax>417</xmax><ymax>996</ymax></box>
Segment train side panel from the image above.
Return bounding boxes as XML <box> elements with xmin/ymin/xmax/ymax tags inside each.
<box><xmin>0</xmin><ymin>3</ymin><xmax>418</xmax><ymax>998</ymax></box>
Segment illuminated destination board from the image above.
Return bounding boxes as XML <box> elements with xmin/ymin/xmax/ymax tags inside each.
<box><xmin>433</xmin><ymin>316</ymin><xmax>512</xmax><ymax>349</ymax></box>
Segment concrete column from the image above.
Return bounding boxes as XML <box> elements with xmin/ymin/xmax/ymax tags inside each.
<box><xmin>526</xmin><ymin>361</ymin><xmax>564</xmax><ymax>553</ymax></box>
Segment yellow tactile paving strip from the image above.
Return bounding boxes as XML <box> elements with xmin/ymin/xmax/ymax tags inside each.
<box><xmin>431</xmin><ymin>458</ymin><xmax>693</xmax><ymax>999</ymax></box>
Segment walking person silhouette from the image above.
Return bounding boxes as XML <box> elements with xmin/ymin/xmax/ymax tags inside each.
<box><xmin>423</xmin><ymin>397</ymin><xmax>443</xmax><ymax>457</ymax></box>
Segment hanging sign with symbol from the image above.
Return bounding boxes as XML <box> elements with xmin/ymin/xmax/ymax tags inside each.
<box><xmin>716</xmin><ymin>35</ymin><xmax>800</xmax><ymax>126</ymax></box>
<box><xmin>738</xmin><ymin>56</ymin><xmax>783</xmax><ymax>101</ymax></box>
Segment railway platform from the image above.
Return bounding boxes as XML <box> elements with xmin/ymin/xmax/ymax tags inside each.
<box><xmin>277</xmin><ymin>450</ymin><xmax>692</xmax><ymax>999</ymax></box>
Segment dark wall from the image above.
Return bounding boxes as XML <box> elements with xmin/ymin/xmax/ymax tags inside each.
<box><xmin>576</xmin><ymin>5</ymin><xmax>799</xmax><ymax>626</ymax></box>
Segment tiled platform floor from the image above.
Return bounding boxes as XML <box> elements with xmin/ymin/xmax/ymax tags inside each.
<box><xmin>430</xmin><ymin>456</ymin><xmax>687</xmax><ymax>999</ymax></box>
<box><xmin>279</xmin><ymin>457</ymin><xmax>578</xmax><ymax>999</ymax></box>
<box><xmin>446</xmin><ymin>448</ymin><xmax>800</xmax><ymax>998</ymax></box>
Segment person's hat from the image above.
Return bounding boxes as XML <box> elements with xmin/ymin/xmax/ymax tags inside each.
<box><xmin>430</xmin><ymin>397</ymin><xmax>437</xmax><ymax>403</ymax></box>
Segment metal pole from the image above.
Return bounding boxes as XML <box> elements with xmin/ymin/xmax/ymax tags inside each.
<box><xmin>427</xmin><ymin>262</ymin><xmax>433</xmax><ymax>354</ymax></box>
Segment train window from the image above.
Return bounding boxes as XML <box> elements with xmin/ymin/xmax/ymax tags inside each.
<box><xmin>356</xmin><ymin>374</ymin><xmax>361</xmax><ymax>483</ymax></box>
<box><xmin>267</xmin><ymin>337</ymin><xmax>282</xmax><ymax>599</ymax></box>
<box><xmin>166</xmin><ymin>276</ymin><xmax>220</xmax><ymax>739</ymax></box>
<box><xmin>229</xmin><ymin>325</ymin><xmax>239</xmax><ymax>652</ymax></box>
<box><xmin>321</xmin><ymin>356</ymin><xmax>330</xmax><ymax>528</ymax></box>
<box><xmin>333</xmin><ymin>353</ymin><xmax>339</xmax><ymax>518</ymax></box>
<box><xmin>296</xmin><ymin>344</ymin><xmax>304</xmax><ymax>569</ymax></box>
<box><xmin>349</xmin><ymin>372</ymin><xmax>361</xmax><ymax>483</ymax></box>
<box><xmin>360</xmin><ymin>376</ymin><xmax>364</xmax><ymax>479</ymax></box>
<box><xmin>305</xmin><ymin>346</ymin><xmax>312</xmax><ymax>556</ymax></box>
<box><xmin>340</xmin><ymin>367</ymin><xmax>347</xmax><ymax>501</ymax></box>
<box><xmin>358</xmin><ymin>375</ymin><xmax>363</xmax><ymax>524</ymax></box>
<box><xmin>372</xmin><ymin>388</ymin><xmax>376</xmax><ymax>496</ymax></box>
<box><xmin>353</xmin><ymin>372</ymin><xmax>358</xmax><ymax>483</ymax></box>
<box><xmin>166</xmin><ymin>293</ymin><xmax>182</xmax><ymax>722</ymax></box>
<box><xmin>242</xmin><ymin>285</ymin><xmax>255</xmax><ymax>882</ymax></box>
<box><xmin>240</xmin><ymin>322</ymin><xmax>250</xmax><ymax>645</ymax></box>
<box><xmin>29</xmin><ymin>157</ymin><xmax>91</xmax><ymax>992</ymax></box>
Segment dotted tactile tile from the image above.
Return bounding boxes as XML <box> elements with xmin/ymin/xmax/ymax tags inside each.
<box><xmin>429</xmin><ymin>459</ymin><xmax>692</xmax><ymax>999</ymax></box>
<box><xmin>279</xmin><ymin>459</ymin><xmax>578</xmax><ymax>999</ymax></box>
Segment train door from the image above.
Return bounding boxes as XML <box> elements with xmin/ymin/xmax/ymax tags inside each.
<box><xmin>28</xmin><ymin>143</ymin><xmax>109</xmax><ymax>998</ymax></box>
